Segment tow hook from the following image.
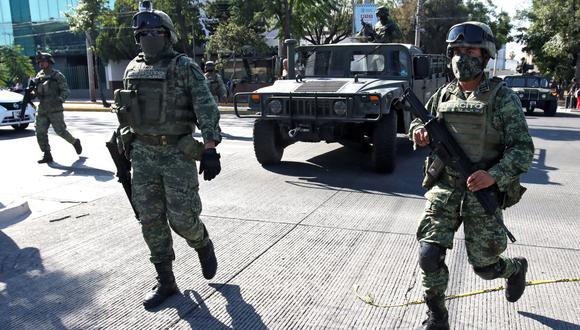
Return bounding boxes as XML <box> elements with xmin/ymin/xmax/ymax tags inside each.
<box><xmin>288</xmin><ymin>127</ymin><xmax>310</xmax><ymax>138</ymax></box>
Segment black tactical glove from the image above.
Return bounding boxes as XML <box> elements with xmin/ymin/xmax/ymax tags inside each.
<box><xmin>199</xmin><ymin>148</ymin><xmax>221</xmax><ymax>181</ymax></box>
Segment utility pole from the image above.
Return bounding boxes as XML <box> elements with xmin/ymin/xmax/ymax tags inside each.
<box><xmin>415</xmin><ymin>0</ymin><xmax>425</xmax><ymax>48</ymax></box>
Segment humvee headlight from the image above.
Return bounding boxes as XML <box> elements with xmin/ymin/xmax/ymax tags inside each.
<box><xmin>333</xmin><ymin>100</ymin><xmax>347</xmax><ymax>116</ymax></box>
<box><xmin>541</xmin><ymin>94</ymin><xmax>546</xmax><ymax>99</ymax></box>
<box><xmin>268</xmin><ymin>99</ymin><xmax>282</xmax><ymax>114</ymax></box>
<box><xmin>518</xmin><ymin>93</ymin><xmax>524</xmax><ymax>98</ymax></box>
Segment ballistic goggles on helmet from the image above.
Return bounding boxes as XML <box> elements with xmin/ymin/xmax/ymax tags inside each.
<box><xmin>446</xmin><ymin>23</ymin><xmax>495</xmax><ymax>44</ymax></box>
<box><xmin>133</xmin><ymin>11</ymin><xmax>163</xmax><ymax>29</ymax></box>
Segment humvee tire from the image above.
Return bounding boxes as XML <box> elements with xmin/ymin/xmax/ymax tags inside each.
<box><xmin>253</xmin><ymin>119</ymin><xmax>284</xmax><ymax>165</ymax></box>
<box><xmin>11</xmin><ymin>124</ymin><xmax>29</xmax><ymax>131</ymax></box>
<box><xmin>545</xmin><ymin>100</ymin><xmax>557</xmax><ymax>116</ymax></box>
<box><xmin>371</xmin><ymin>110</ymin><xmax>397</xmax><ymax>173</ymax></box>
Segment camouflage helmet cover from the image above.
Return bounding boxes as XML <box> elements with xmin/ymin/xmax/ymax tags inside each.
<box><xmin>36</xmin><ymin>51</ymin><xmax>55</xmax><ymax>64</ymax></box>
<box><xmin>446</xmin><ymin>21</ymin><xmax>496</xmax><ymax>59</ymax></box>
<box><xmin>205</xmin><ymin>61</ymin><xmax>215</xmax><ymax>71</ymax></box>
<box><xmin>133</xmin><ymin>9</ymin><xmax>178</xmax><ymax>44</ymax></box>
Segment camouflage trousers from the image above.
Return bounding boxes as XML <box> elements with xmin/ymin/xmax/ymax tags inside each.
<box><xmin>35</xmin><ymin>111</ymin><xmax>76</xmax><ymax>152</ymax></box>
<box><xmin>417</xmin><ymin>183</ymin><xmax>525</xmax><ymax>299</ymax></box>
<box><xmin>131</xmin><ymin>141</ymin><xmax>209</xmax><ymax>264</ymax></box>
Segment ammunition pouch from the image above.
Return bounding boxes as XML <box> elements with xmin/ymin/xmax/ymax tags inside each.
<box><xmin>422</xmin><ymin>154</ymin><xmax>445</xmax><ymax>189</ymax></box>
<box><xmin>177</xmin><ymin>134</ymin><xmax>204</xmax><ymax>161</ymax></box>
<box><xmin>114</xmin><ymin>89</ymin><xmax>139</xmax><ymax>124</ymax></box>
<box><xmin>118</xmin><ymin>126</ymin><xmax>135</xmax><ymax>159</ymax></box>
<box><xmin>500</xmin><ymin>179</ymin><xmax>527</xmax><ymax>209</ymax></box>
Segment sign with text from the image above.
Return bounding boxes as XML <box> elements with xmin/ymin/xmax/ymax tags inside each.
<box><xmin>353</xmin><ymin>4</ymin><xmax>378</xmax><ymax>34</ymax></box>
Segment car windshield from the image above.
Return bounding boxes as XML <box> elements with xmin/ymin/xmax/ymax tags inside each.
<box><xmin>297</xmin><ymin>46</ymin><xmax>409</xmax><ymax>78</ymax></box>
<box><xmin>505</xmin><ymin>76</ymin><xmax>549</xmax><ymax>88</ymax></box>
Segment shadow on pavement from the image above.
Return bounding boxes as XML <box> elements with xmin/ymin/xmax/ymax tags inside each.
<box><xmin>0</xmin><ymin>230</ymin><xmax>100</xmax><ymax>329</ymax></box>
<box><xmin>264</xmin><ymin>138</ymin><xmax>426</xmax><ymax>197</ymax></box>
<box><xmin>529</xmin><ymin>127</ymin><xmax>580</xmax><ymax>142</ymax></box>
<box><xmin>0</xmin><ymin>128</ymin><xmax>35</xmax><ymax>140</ymax></box>
<box><xmin>518</xmin><ymin>311</ymin><xmax>580</xmax><ymax>329</ymax></box>
<box><xmin>523</xmin><ymin>148</ymin><xmax>560</xmax><ymax>186</ymax></box>
<box><xmin>46</xmin><ymin>156</ymin><xmax>114</xmax><ymax>181</ymax></box>
<box><xmin>209</xmin><ymin>283</ymin><xmax>267</xmax><ymax>330</ymax></box>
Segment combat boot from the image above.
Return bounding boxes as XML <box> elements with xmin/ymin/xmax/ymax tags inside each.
<box><xmin>73</xmin><ymin>139</ymin><xmax>82</xmax><ymax>155</ymax></box>
<box><xmin>506</xmin><ymin>257</ymin><xmax>528</xmax><ymax>302</ymax></box>
<box><xmin>196</xmin><ymin>240</ymin><xmax>217</xmax><ymax>279</ymax></box>
<box><xmin>422</xmin><ymin>294</ymin><xmax>449</xmax><ymax>330</ymax></box>
<box><xmin>143</xmin><ymin>262</ymin><xmax>179</xmax><ymax>309</ymax></box>
<box><xmin>37</xmin><ymin>151</ymin><xmax>53</xmax><ymax>164</ymax></box>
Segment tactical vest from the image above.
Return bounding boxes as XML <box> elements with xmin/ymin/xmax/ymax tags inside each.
<box><xmin>36</xmin><ymin>70</ymin><xmax>59</xmax><ymax>99</ymax></box>
<box><xmin>205</xmin><ymin>73</ymin><xmax>220</xmax><ymax>95</ymax></box>
<box><xmin>437</xmin><ymin>80</ymin><xmax>504</xmax><ymax>168</ymax></box>
<box><xmin>123</xmin><ymin>54</ymin><xmax>195</xmax><ymax>135</ymax></box>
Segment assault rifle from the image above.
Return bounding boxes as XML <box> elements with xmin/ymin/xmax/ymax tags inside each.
<box><xmin>19</xmin><ymin>78</ymin><xmax>36</xmax><ymax>120</ymax></box>
<box><xmin>106</xmin><ymin>131</ymin><xmax>139</xmax><ymax>219</ymax></box>
<box><xmin>397</xmin><ymin>88</ymin><xmax>517</xmax><ymax>243</ymax></box>
<box><xmin>360</xmin><ymin>19</ymin><xmax>377</xmax><ymax>42</ymax></box>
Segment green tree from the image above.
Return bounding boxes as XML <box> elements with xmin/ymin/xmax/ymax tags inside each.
<box><xmin>66</xmin><ymin>0</ymin><xmax>111</xmax><ymax>106</ymax></box>
<box><xmin>0</xmin><ymin>45</ymin><xmax>35</xmax><ymax>88</ymax></box>
<box><xmin>518</xmin><ymin>0</ymin><xmax>580</xmax><ymax>81</ymax></box>
<box><xmin>298</xmin><ymin>0</ymin><xmax>352</xmax><ymax>45</ymax></box>
<box><xmin>96</xmin><ymin>0</ymin><xmax>140</xmax><ymax>62</ymax></box>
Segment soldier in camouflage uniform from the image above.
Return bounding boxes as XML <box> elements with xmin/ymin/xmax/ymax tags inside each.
<box><xmin>408</xmin><ymin>22</ymin><xmax>534</xmax><ymax>330</ymax></box>
<box><xmin>373</xmin><ymin>6</ymin><xmax>401</xmax><ymax>43</ymax></box>
<box><xmin>204</xmin><ymin>61</ymin><xmax>227</xmax><ymax>103</ymax></box>
<box><xmin>114</xmin><ymin>5</ymin><xmax>222</xmax><ymax>309</ymax></box>
<box><xmin>34</xmin><ymin>52</ymin><xmax>82</xmax><ymax>163</ymax></box>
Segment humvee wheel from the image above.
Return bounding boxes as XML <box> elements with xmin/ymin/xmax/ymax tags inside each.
<box><xmin>372</xmin><ymin>110</ymin><xmax>397</xmax><ymax>173</ymax></box>
<box><xmin>545</xmin><ymin>100</ymin><xmax>557</xmax><ymax>117</ymax></box>
<box><xmin>253</xmin><ymin>119</ymin><xmax>284</xmax><ymax>165</ymax></box>
<box><xmin>11</xmin><ymin>124</ymin><xmax>29</xmax><ymax>131</ymax></box>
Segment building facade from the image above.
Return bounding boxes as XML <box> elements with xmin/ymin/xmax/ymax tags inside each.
<box><xmin>0</xmin><ymin>0</ymin><xmax>113</xmax><ymax>90</ymax></box>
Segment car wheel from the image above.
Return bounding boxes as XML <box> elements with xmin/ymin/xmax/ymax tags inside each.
<box><xmin>372</xmin><ymin>110</ymin><xmax>397</xmax><ymax>173</ymax></box>
<box><xmin>544</xmin><ymin>100</ymin><xmax>557</xmax><ymax>116</ymax></box>
<box><xmin>253</xmin><ymin>119</ymin><xmax>284</xmax><ymax>165</ymax></box>
<box><xmin>11</xmin><ymin>124</ymin><xmax>29</xmax><ymax>131</ymax></box>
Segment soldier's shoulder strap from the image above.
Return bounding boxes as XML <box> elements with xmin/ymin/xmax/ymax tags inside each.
<box><xmin>488</xmin><ymin>77</ymin><xmax>507</xmax><ymax>113</ymax></box>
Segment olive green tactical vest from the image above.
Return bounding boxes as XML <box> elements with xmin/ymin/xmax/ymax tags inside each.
<box><xmin>123</xmin><ymin>54</ymin><xmax>195</xmax><ymax>135</ymax></box>
<box><xmin>437</xmin><ymin>80</ymin><xmax>504</xmax><ymax>168</ymax></box>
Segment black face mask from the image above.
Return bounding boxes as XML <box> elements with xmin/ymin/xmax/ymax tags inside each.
<box><xmin>140</xmin><ymin>35</ymin><xmax>167</xmax><ymax>58</ymax></box>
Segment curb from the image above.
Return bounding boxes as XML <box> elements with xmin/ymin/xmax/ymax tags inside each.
<box><xmin>0</xmin><ymin>199</ymin><xmax>30</xmax><ymax>226</ymax></box>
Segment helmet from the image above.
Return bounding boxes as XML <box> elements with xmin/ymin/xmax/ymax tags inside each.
<box><xmin>132</xmin><ymin>9</ymin><xmax>178</xmax><ymax>44</ymax></box>
<box><xmin>36</xmin><ymin>51</ymin><xmax>55</xmax><ymax>64</ymax></box>
<box><xmin>446</xmin><ymin>21</ymin><xmax>496</xmax><ymax>59</ymax></box>
<box><xmin>205</xmin><ymin>61</ymin><xmax>215</xmax><ymax>71</ymax></box>
<box><xmin>376</xmin><ymin>6</ymin><xmax>389</xmax><ymax>18</ymax></box>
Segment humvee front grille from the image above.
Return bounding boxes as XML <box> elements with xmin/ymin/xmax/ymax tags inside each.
<box><xmin>284</xmin><ymin>98</ymin><xmax>333</xmax><ymax>117</ymax></box>
<box><xmin>0</xmin><ymin>102</ymin><xmax>22</xmax><ymax>110</ymax></box>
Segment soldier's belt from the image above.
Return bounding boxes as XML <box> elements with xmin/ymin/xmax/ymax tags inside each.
<box><xmin>135</xmin><ymin>134</ymin><xmax>186</xmax><ymax>146</ymax></box>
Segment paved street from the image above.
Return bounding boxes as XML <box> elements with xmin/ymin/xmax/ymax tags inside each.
<box><xmin>1</xmin><ymin>109</ymin><xmax>580</xmax><ymax>329</ymax></box>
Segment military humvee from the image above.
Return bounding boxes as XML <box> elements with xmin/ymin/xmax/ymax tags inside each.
<box><xmin>234</xmin><ymin>40</ymin><xmax>447</xmax><ymax>173</ymax></box>
<box><xmin>503</xmin><ymin>74</ymin><xmax>558</xmax><ymax>116</ymax></box>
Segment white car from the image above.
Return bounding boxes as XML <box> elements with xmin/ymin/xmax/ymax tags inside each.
<box><xmin>0</xmin><ymin>88</ymin><xmax>36</xmax><ymax>130</ymax></box>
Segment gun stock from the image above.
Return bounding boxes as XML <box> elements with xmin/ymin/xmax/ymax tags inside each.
<box><xmin>398</xmin><ymin>88</ymin><xmax>517</xmax><ymax>243</ymax></box>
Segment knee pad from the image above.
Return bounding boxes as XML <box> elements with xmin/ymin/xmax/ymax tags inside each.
<box><xmin>419</xmin><ymin>242</ymin><xmax>446</xmax><ymax>273</ymax></box>
<box><xmin>473</xmin><ymin>260</ymin><xmax>505</xmax><ymax>280</ymax></box>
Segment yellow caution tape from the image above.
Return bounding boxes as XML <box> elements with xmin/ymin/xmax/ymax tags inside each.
<box><xmin>353</xmin><ymin>277</ymin><xmax>580</xmax><ymax>308</ymax></box>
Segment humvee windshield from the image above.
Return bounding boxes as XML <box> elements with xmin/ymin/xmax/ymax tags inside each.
<box><xmin>504</xmin><ymin>76</ymin><xmax>549</xmax><ymax>88</ymax></box>
<box><xmin>297</xmin><ymin>46</ymin><xmax>410</xmax><ymax>78</ymax></box>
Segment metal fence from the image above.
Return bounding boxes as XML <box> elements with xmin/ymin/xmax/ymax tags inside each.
<box><xmin>59</xmin><ymin>64</ymin><xmax>107</xmax><ymax>90</ymax></box>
